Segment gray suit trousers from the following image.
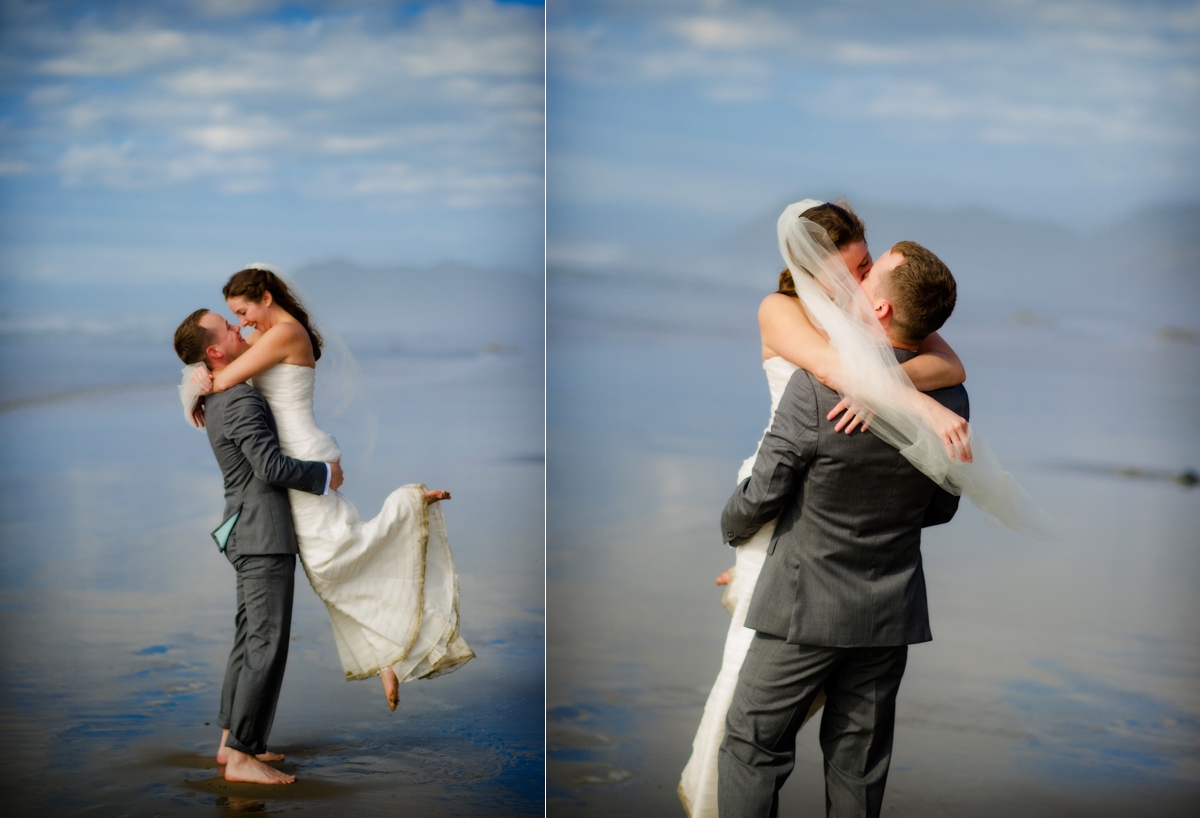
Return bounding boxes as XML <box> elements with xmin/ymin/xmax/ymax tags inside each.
<box><xmin>719</xmin><ymin>633</ymin><xmax>908</xmax><ymax>818</ymax></box>
<box><xmin>217</xmin><ymin>552</ymin><xmax>295</xmax><ymax>755</ymax></box>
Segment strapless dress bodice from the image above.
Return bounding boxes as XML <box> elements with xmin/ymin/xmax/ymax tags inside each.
<box><xmin>736</xmin><ymin>357</ymin><xmax>800</xmax><ymax>483</ymax></box>
<box><xmin>762</xmin><ymin>356</ymin><xmax>799</xmax><ymax>412</ymax></box>
<box><xmin>250</xmin><ymin>364</ymin><xmax>340</xmax><ymax>463</ymax></box>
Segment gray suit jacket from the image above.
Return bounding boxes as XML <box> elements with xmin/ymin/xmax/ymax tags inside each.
<box><xmin>204</xmin><ymin>383</ymin><xmax>328</xmax><ymax>557</ymax></box>
<box><xmin>721</xmin><ymin>348</ymin><xmax>969</xmax><ymax>647</ymax></box>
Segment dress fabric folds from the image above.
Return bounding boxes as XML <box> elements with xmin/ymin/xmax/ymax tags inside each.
<box><xmin>679</xmin><ymin>356</ymin><xmax>799</xmax><ymax>817</ymax></box>
<box><xmin>252</xmin><ymin>363</ymin><xmax>474</xmax><ymax>682</ymax></box>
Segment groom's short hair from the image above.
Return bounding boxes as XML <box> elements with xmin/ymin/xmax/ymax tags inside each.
<box><xmin>174</xmin><ymin>308</ymin><xmax>214</xmax><ymax>365</ymax></box>
<box><xmin>885</xmin><ymin>242</ymin><xmax>956</xmax><ymax>345</ymax></box>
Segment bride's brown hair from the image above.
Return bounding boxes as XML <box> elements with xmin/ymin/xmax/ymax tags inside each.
<box><xmin>777</xmin><ymin>200</ymin><xmax>866</xmax><ymax>297</ymax></box>
<box><xmin>223</xmin><ymin>268</ymin><xmax>324</xmax><ymax>361</ymax></box>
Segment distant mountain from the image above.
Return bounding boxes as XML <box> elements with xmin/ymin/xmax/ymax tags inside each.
<box><xmin>553</xmin><ymin>200</ymin><xmax>1199</xmax><ymax>331</ymax></box>
<box><xmin>292</xmin><ymin>260</ymin><xmax>543</xmax><ymax>351</ymax></box>
<box><xmin>0</xmin><ymin>260</ymin><xmax>545</xmax><ymax>352</ymax></box>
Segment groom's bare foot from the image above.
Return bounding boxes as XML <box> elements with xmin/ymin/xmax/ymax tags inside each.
<box><xmin>424</xmin><ymin>489</ymin><xmax>450</xmax><ymax>503</ymax></box>
<box><xmin>382</xmin><ymin>668</ymin><xmax>400</xmax><ymax>711</ymax></box>
<box><xmin>217</xmin><ymin>729</ymin><xmax>285</xmax><ymax>764</ymax></box>
<box><xmin>223</xmin><ymin>747</ymin><xmax>295</xmax><ymax>785</ymax></box>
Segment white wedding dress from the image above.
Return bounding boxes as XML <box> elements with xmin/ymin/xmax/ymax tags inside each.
<box><xmin>679</xmin><ymin>356</ymin><xmax>823</xmax><ymax>817</ymax></box>
<box><xmin>246</xmin><ymin>363</ymin><xmax>474</xmax><ymax>683</ymax></box>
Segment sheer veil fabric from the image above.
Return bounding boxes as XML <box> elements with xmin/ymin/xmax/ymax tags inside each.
<box><xmin>777</xmin><ymin>202</ymin><xmax>1053</xmax><ymax>536</ymax></box>
<box><xmin>243</xmin><ymin>262</ymin><xmax>379</xmax><ymax>478</ymax></box>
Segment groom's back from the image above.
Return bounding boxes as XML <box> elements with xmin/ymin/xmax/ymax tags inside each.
<box><xmin>745</xmin><ymin>364</ymin><xmax>968</xmax><ymax>648</ymax></box>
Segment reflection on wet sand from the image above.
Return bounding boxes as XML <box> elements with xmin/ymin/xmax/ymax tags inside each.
<box><xmin>0</xmin><ymin>381</ymin><xmax>176</xmax><ymax>415</ymax></box>
<box><xmin>1048</xmin><ymin>461</ymin><xmax>1199</xmax><ymax>487</ymax></box>
<box><xmin>0</xmin><ymin>345</ymin><xmax>545</xmax><ymax>817</ymax></box>
<box><xmin>162</xmin><ymin>751</ymin><xmax>358</xmax><ymax>800</ymax></box>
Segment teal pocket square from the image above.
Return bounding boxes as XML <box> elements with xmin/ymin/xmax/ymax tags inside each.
<box><xmin>212</xmin><ymin>509</ymin><xmax>241</xmax><ymax>552</ymax></box>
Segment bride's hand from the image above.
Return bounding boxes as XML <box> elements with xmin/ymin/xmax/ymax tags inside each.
<box><xmin>926</xmin><ymin>399</ymin><xmax>972</xmax><ymax>463</ymax></box>
<box><xmin>190</xmin><ymin>365</ymin><xmax>214</xmax><ymax>395</ymax></box>
<box><xmin>827</xmin><ymin>398</ymin><xmax>872</xmax><ymax>434</ymax></box>
<box><xmin>424</xmin><ymin>490</ymin><xmax>450</xmax><ymax>503</ymax></box>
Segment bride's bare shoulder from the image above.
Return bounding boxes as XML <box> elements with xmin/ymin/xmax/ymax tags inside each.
<box><xmin>758</xmin><ymin>292</ymin><xmax>808</xmax><ymax>323</ymax></box>
<box><xmin>244</xmin><ymin>321</ymin><xmax>310</xmax><ymax>360</ymax></box>
<box><xmin>256</xmin><ymin>321</ymin><xmax>308</xmax><ymax>347</ymax></box>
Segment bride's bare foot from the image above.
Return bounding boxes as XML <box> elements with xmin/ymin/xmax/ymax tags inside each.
<box><xmin>217</xmin><ymin>729</ymin><xmax>285</xmax><ymax>764</ymax></box>
<box><xmin>715</xmin><ymin>571</ymin><xmax>730</xmax><ymax>586</ymax></box>
<box><xmin>424</xmin><ymin>489</ymin><xmax>450</xmax><ymax>503</ymax></box>
<box><xmin>381</xmin><ymin>668</ymin><xmax>400</xmax><ymax>711</ymax></box>
<box><xmin>223</xmin><ymin>747</ymin><xmax>295</xmax><ymax>785</ymax></box>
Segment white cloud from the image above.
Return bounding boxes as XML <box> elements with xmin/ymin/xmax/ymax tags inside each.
<box><xmin>665</xmin><ymin>14</ymin><xmax>795</xmax><ymax>51</ymax></box>
<box><xmin>163</xmin><ymin>68</ymin><xmax>279</xmax><ymax>96</ymax></box>
<box><xmin>185</xmin><ymin>120</ymin><xmax>290</xmax><ymax>153</ymax></box>
<box><xmin>319</xmin><ymin>135</ymin><xmax>390</xmax><ymax>154</ymax></box>
<box><xmin>40</xmin><ymin>29</ymin><xmax>192</xmax><ymax>76</ymax></box>
<box><xmin>57</xmin><ymin>141</ymin><xmax>272</xmax><ymax>188</ymax></box>
<box><xmin>193</xmin><ymin>0</ymin><xmax>285</xmax><ymax>18</ymax></box>
<box><xmin>7</xmin><ymin>1</ymin><xmax>543</xmax><ymax>207</ymax></box>
<box><xmin>349</xmin><ymin>163</ymin><xmax>540</xmax><ymax>207</ymax></box>
<box><xmin>550</xmin><ymin>0</ymin><xmax>1199</xmax><ymax>152</ymax></box>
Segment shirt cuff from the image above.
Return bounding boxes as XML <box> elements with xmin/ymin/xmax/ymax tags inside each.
<box><xmin>323</xmin><ymin>463</ymin><xmax>332</xmax><ymax>495</ymax></box>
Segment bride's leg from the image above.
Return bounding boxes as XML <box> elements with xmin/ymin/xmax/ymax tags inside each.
<box><xmin>381</xmin><ymin>667</ymin><xmax>400</xmax><ymax>711</ymax></box>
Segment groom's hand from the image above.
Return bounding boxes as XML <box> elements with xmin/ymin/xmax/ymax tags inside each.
<box><xmin>328</xmin><ymin>461</ymin><xmax>344</xmax><ymax>492</ymax></box>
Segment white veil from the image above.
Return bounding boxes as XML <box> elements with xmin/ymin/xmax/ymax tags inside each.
<box><xmin>244</xmin><ymin>263</ymin><xmax>379</xmax><ymax>476</ymax></box>
<box><xmin>777</xmin><ymin>201</ymin><xmax>1052</xmax><ymax>537</ymax></box>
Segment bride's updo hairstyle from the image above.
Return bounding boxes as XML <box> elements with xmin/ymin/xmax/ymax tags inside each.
<box><xmin>777</xmin><ymin>200</ymin><xmax>865</xmax><ymax>297</ymax></box>
<box><xmin>223</xmin><ymin>268</ymin><xmax>324</xmax><ymax>361</ymax></box>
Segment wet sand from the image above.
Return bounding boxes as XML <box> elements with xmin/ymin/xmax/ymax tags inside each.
<box><xmin>0</xmin><ymin>339</ymin><xmax>544</xmax><ymax>816</ymax></box>
<box><xmin>546</xmin><ymin>271</ymin><xmax>1200</xmax><ymax>816</ymax></box>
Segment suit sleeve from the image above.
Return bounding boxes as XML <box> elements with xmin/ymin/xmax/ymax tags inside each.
<box><xmin>921</xmin><ymin>488</ymin><xmax>961</xmax><ymax>527</ymax></box>
<box><xmin>919</xmin><ymin>384</ymin><xmax>968</xmax><ymax>528</ymax></box>
<box><xmin>221</xmin><ymin>388</ymin><xmax>328</xmax><ymax>495</ymax></box>
<box><xmin>721</xmin><ymin>370</ymin><xmax>820</xmax><ymax>547</ymax></box>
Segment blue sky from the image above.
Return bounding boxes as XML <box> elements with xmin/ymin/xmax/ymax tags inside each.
<box><xmin>548</xmin><ymin>0</ymin><xmax>1199</xmax><ymax>266</ymax></box>
<box><xmin>0</xmin><ymin>0</ymin><xmax>545</xmax><ymax>284</ymax></box>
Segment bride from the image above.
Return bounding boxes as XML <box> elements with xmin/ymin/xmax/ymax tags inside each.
<box><xmin>679</xmin><ymin>199</ymin><xmax>1029</xmax><ymax>816</ymax></box>
<box><xmin>182</xmin><ymin>266</ymin><xmax>474</xmax><ymax>722</ymax></box>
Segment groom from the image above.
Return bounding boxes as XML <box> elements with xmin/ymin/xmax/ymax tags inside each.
<box><xmin>173</xmin><ymin>308</ymin><xmax>343</xmax><ymax>785</ymax></box>
<box><xmin>717</xmin><ymin>242</ymin><xmax>967</xmax><ymax>817</ymax></box>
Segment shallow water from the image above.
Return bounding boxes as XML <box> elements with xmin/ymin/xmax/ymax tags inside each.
<box><xmin>546</xmin><ymin>270</ymin><xmax>1200</xmax><ymax>816</ymax></box>
<box><xmin>0</xmin><ymin>335</ymin><xmax>544</xmax><ymax>816</ymax></box>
